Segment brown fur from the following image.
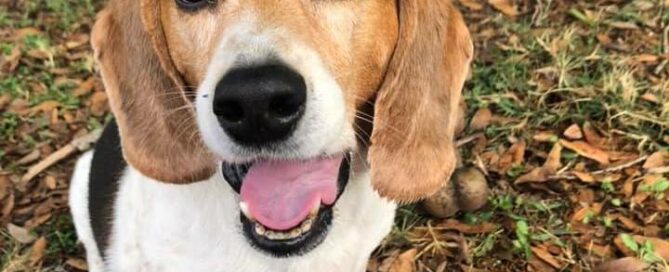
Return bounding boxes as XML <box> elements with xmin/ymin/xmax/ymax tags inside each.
<box><xmin>91</xmin><ymin>2</ymin><xmax>216</xmax><ymax>183</ymax></box>
<box><xmin>369</xmin><ymin>0</ymin><xmax>473</xmax><ymax>202</ymax></box>
<box><xmin>92</xmin><ymin>0</ymin><xmax>471</xmax><ymax>201</ymax></box>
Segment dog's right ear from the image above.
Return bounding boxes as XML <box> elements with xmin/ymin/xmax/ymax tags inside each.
<box><xmin>91</xmin><ymin>3</ymin><xmax>216</xmax><ymax>183</ymax></box>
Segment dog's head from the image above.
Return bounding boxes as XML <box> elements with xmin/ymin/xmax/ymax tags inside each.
<box><xmin>93</xmin><ymin>0</ymin><xmax>472</xmax><ymax>256</ymax></box>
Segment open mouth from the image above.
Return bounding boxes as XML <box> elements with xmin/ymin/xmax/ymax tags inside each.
<box><xmin>222</xmin><ymin>153</ymin><xmax>350</xmax><ymax>257</ymax></box>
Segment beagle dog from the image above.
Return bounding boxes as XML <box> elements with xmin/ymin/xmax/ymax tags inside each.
<box><xmin>69</xmin><ymin>0</ymin><xmax>473</xmax><ymax>271</ymax></box>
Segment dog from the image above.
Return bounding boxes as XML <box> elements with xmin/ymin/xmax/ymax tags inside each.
<box><xmin>69</xmin><ymin>0</ymin><xmax>473</xmax><ymax>271</ymax></box>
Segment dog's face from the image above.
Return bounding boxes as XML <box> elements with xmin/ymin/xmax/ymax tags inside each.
<box><xmin>92</xmin><ymin>0</ymin><xmax>472</xmax><ymax>257</ymax></box>
<box><xmin>160</xmin><ymin>0</ymin><xmax>398</xmax><ymax>160</ymax></box>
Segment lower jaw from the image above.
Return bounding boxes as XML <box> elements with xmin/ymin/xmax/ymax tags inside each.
<box><xmin>240</xmin><ymin>205</ymin><xmax>333</xmax><ymax>257</ymax></box>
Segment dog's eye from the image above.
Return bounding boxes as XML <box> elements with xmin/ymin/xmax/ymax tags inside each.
<box><xmin>175</xmin><ymin>0</ymin><xmax>212</xmax><ymax>10</ymax></box>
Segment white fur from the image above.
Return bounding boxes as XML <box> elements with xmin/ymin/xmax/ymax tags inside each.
<box><xmin>70</xmin><ymin>153</ymin><xmax>396</xmax><ymax>272</ymax></box>
<box><xmin>72</xmin><ymin>10</ymin><xmax>397</xmax><ymax>272</ymax></box>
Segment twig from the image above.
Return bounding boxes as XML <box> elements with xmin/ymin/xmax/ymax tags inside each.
<box><xmin>549</xmin><ymin>155</ymin><xmax>649</xmax><ymax>180</ymax></box>
<box><xmin>20</xmin><ymin>128</ymin><xmax>102</xmax><ymax>183</ymax></box>
<box><xmin>456</xmin><ymin>133</ymin><xmax>484</xmax><ymax>147</ymax></box>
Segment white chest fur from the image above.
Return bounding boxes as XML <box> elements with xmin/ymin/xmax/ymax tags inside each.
<box><xmin>71</xmin><ymin>152</ymin><xmax>396</xmax><ymax>272</ymax></box>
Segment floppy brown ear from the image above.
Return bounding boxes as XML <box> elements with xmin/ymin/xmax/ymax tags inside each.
<box><xmin>91</xmin><ymin>1</ymin><xmax>215</xmax><ymax>183</ymax></box>
<box><xmin>369</xmin><ymin>0</ymin><xmax>473</xmax><ymax>202</ymax></box>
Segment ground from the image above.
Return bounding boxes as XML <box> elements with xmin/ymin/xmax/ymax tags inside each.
<box><xmin>0</xmin><ymin>0</ymin><xmax>668</xmax><ymax>271</ymax></box>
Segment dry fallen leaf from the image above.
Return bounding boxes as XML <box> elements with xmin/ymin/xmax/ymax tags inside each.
<box><xmin>532</xmin><ymin>131</ymin><xmax>558</xmax><ymax>142</ymax></box>
<box><xmin>563</xmin><ymin>124</ymin><xmax>583</xmax><ymax>140</ymax></box>
<box><xmin>44</xmin><ymin>175</ymin><xmax>57</xmax><ymax>190</ymax></box>
<box><xmin>488</xmin><ymin>0</ymin><xmax>518</xmax><ymax>16</ymax></box>
<box><xmin>572</xmin><ymin>171</ymin><xmax>595</xmax><ymax>183</ymax></box>
<box><xmin>515</xmin><ymin>143</ymin><xmax>561</xmax><ymax>184</ymax></box>
<box><xmin>498</xmin><ymin>140</ymin><xmax>526</xmax><ymax>172</ymax></box>
<box><xmin>560</xmin><ymin>140</ymin><xmax>610</xmax><ymax>165</ymax></box>
<box><xmin>73</xmin><ymin>77</ymin><xmax>96</xmax><ymax>97</ymax></box>
<box><xmin>583</xmin><ymin>122</ymin><xmax>606</xmax><ymax>148</ymax></box>
<box><xmin>633</xmin><ymin>235</ymin><xmax>669</xmax><ymax>260</ymax></box>
<box><xmin>29</xmin><ymin>100</ymin><xmax>60</xmax><ymax>115</ymax></box>
<box><xmin>66</xmin><ymin>258</ymin><xmax>89</xmax><ymax>270</ymax></box>
<box><xmin>531</xmin><ymin>245</ymin><xmax>562</xmax><ymax>269</ymax></box>
<box><xmin>593</xmin><ymin>257</ymin><xmax>647</xmax><ymax>272</ymax></box>
<box><xmin>389</xmin><ymin>249</ymin><xmax>416</xmax><ymax>272</ymax></box>
<box><xmin>89</xmin><ymin>91</ymin><xmax>109</xmax><ymax>117</ymax></box>
<box><xmin>469</xmin><ymin>107</ymin><xmax>492</xmax><ymax>131</ymax></box>
<box><xmin>439</xmin><ymin>219</ymin><xmax>498</xmax><ymax>234</ymax></box>
<box><xmin>643</xmin><ymin>151</ymin><xmax>668</xmax><ymax>169</ymax></box>
<box><xmin>30</xmin><ymin>236</ymin><xmax>47</xmax><ymax>266</ymax></box>
<box><xmin>7</xmin><ymin>223</ymin><xmax>37</xmax><ymax>244</ymax></box>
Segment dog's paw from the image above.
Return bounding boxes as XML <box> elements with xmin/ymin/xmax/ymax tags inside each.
<box><xmin>422</xmin><ymin>167</ymin><xmax>489</xmax><ymax>218</ymax></box>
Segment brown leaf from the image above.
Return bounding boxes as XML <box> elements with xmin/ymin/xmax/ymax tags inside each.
<box><xmin>643</xmin><ymin>151</ymin><xmax>668</xmax><ymax>169</ymax></box>
<box><xmin>457</xmin><ymin>0</ymin><xmax>483</xmax><ymax>10</ymax></box>
<box><xmin>544</xmin><ymin>143</ymin><xmax>562</xmax><ymax>172</ymax></box>
<box><xmin>640</xmin><ymin>93</ymin><xmax>660</xmax><ymax>104</ymax></box>
<box><xmin>563</xmin><ymin>124</ymin><xmax>583</xmax><ymax>139</ymax></box>
<box><xmin>531</xmin><ymin>245</ymin><xmax>562</xmax><ymax>269</ymax></box>
<box><xmin>30</xmin><ymin>100</ymin><xmax>60</xmax><ymax>115</ymax></box>
<box><xmin>634</xmin><ymin>54</ymin><xmax>659</xmax><ymax>63</ymax></box>
<box><xmin>14</xmin><ymin>27</ymin><xmax>43</xmax><ymax>41</ymax></box>
<box><xmin>89</xmin><ymin>91</ymin><xmax>109</xmax><ymax>117</ymax></box>
<box><xmin>633</xmin><ymin>235</ymin><xmax>669</xmax><ymax>260</ymax></box>
<box><xmin>583</xmin><ymin>122</ymin><xmax>606</xmax><ymax>148</ymax></box>
<box><xmin>560</xmin><ymin>140</ymin><xmax>610</xmax><ymax>165</ymax></box>
<box><xmin>66</xmin><ymin>258</ymin><xmax>89</xmax><ymax>270</ymax></box>
<box><xmin>29</xmin><ymin>237</ymin><xmax>47</xmax><ymax>266</ymax></box>
<box><xmin>64</xmin><ymin>34</ymin><xmax>89</xmax><ymax>49</ymax></box>
<box><xmin>631</xmin><ymin>175</ymin><xmax>664</xmax><ymax>205</ymax></box>
<box><xmin>73</xmin><ymin>77</ymin><xmax>95</xmax><ymax>97</ymax></box>
<box><xmin>44</xmin><ymin>175</ymin><xmax>57</xmax><ymax>190</ymax></box>
<box><xmin>488</xmin><ymin>0</ymin><xmax>518</xmax><ymax>16</ymax></box>
<box><xmin>438</xmin><ymin>219</ymin><xmax>499</xmax><ymax>234</ymax></box>
<box><xmin>0</xmin><ymin>94</ymin><xmax>11</xmax><ymax>111</ymax></box>
<box><xmin>533</xmin><ymin>131</ymin><xmax>558</xmax><ymax>143</ymax></box>
<box><xmin>614</xmin><ymin>235</ymin><xmax>637</xmax><ymax>257</ymax></box>
<box><xmin>498</xmin><ymin>140</ymin><xmax>526</xmax><ymax>172</ymax></box>
<box><xmin>389</xmin><ymin>249</ymin><xmax>416</xmax><ymax>272</ymax></box>
<box><xmin>469</xmin><ymin>108</ymin><xmax>492</xmax><ymax>131</ymax></box>
<box><xmin>593</xmin><ymin>257</ymin><xmax>648</xmax><ymax>272</ymax></box>
<box><xmin>617</xmin><ymin>216</ymin><xmax>643</xmax><ymax>233</ymax></box>
<box><xmin>571</xmin><ymin>203</ymin><xmax>602</xmax><ymax>222</ymax></box>
<box><xmin>515</xmin><ymin>143</ymin><xmax>561</xmax><ymax>184</ymax></box>
<box><xmin>528</xmin><ymin>257</ymin><xmax>557</xmax><ymax>272</ymax></box>
<box><xmin>572</xmin><ymin>171</ymin><xmax>595</xmax><ymax>183</ymax></box>
<box><xmin>7</xmin><ymin>223</ymin><xmax>36</xmax><ymax>244</ymax></box>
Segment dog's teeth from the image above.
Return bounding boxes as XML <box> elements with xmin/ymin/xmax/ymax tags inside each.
<box><xmin>289</xmin><ymin>228</ymin><xmax>302</xmax><ymax>238</ymax></box>
<box><xmin>240</xmin><ymin>202</ymin><xmax>254</xmax><ymax>221</ymax></box>
<box><xmin>255</xmin><ymin>223</ymin><xmax>266</xmax><ymax>236</ymax></box>
<box><xmin>309</xmin><ymin>205</ymin><xmax>319</xmax><ymax>217</ymax></box>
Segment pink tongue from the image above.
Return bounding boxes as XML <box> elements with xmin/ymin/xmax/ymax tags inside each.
<box><xmin>240</xmin><ymin>156</ymin><xmax>342</xmax><ymax>231</ymax></box>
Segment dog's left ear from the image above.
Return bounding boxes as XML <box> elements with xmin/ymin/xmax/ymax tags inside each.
<box><xmin>369</xmin><ymin>0</ymin><xmax>473</xmax><ymax>202</ymax></box>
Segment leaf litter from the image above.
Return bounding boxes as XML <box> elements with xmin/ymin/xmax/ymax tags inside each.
<box><xmin>0</xmin><ymin>0</ymin><xmax>668</xmax><ymax>271</ymax></box>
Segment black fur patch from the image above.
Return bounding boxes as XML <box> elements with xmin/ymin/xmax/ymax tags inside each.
<box><xmin>89</xmin><ymin>119</ymin><xmax>126</xmax><ymax>259</ymax></box>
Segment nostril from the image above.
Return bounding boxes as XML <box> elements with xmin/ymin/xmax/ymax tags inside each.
<box><xmin>215</xmin><ymin>100</ymin><xmax>245</xmax><ymax>123</ymax></box>
<box><xmin>269</xmin><ymin>94</ymin><xmax>304</xmax><ymax>119</ymax></box>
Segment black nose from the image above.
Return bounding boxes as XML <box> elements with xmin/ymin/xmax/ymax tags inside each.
<box><xmin>213</xmin><ymin>65</ymin><xmax>307</xmax><ymax>146</ymax></box>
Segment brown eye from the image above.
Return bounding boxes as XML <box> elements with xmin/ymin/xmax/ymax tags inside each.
<box><xmin>176</xmin><ymin>0</ymin><xmax>212</xmax><ymax>11</ymax></box>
